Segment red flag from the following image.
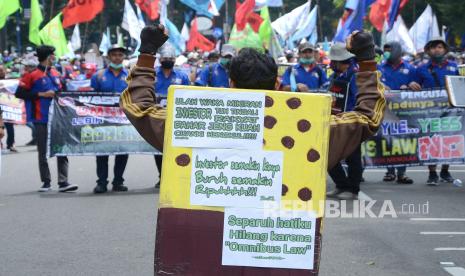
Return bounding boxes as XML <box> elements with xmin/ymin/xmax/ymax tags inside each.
<box><xmin>235</xmin><ymin>0</ymin><xmax>255</xmax><ymax>31</ymax></box>
<box><xmin>135</xmin><ymin>0</ymin><xmax>160</xmax><ymax>20</ymax></box>
<box><xmin>187</xmin><ymin>18</ymin><xmax>215</xmax><ymax>52</ymax></box>
<box><xmin>62</xmin><ymin>0</ymin><xmax>104</xmax><ymax>28</ymax></box>
<box><xmin>369</xmin><ymin>0</ymin><xmax>390</xmax><ymax>32</ymax></box>
<box><xmin>247</xmin><ymin>13</ymin><xmax>263</xmax><ymax>32</ymax></box>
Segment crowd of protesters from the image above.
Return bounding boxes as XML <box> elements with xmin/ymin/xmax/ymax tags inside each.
<box><xmin>1</xmin><ymin>31</ymin><xmax>465</xmax><ymax>197</ymax></box>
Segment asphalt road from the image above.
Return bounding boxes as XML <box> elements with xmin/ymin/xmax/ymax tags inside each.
<box><xmin>0</xmin><ymin>126</ymin><xmax>464</xmax><ymax>276</ymax></box>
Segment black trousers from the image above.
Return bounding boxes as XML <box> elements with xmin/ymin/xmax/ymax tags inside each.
<box><xmin>96</xmin><ymin>155</ymin><xmax>129</xmax><ymax>186</ymax></box>
<box><xmin>329</xmin><ymin>145</ymin><xmax>363</xmax><ymax>194</ymax></box>
<box><xmin>4</xmin><ymin>122</ymin><xmax>14</xmax><ymax>148</ymax></box>
<box><xmin>35</xmin><ymin>123</ymin><xmax>68</xmax><ymax>184</ymax></box>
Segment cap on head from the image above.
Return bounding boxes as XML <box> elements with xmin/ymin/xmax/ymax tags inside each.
<box><xmin>36</xmin><ymin>45</ymin><xmax>56</xmax><ymax>62</ymax></box>
<box><xmin>107</xmin><ymin>44</ymin><xmax>127</xmax><ymax>55</ymax></box>
<box><xmin>159</xmin><ymin>45</ymin><xmax>176</xmax><ymax>58</ymax></box>
<box><xmin>221</xmin><ymin>44</ymin><xmax>236</xmax><ymax>57</ymax></box>
<box><xmin>298</xmin><ymin>42</ymin><xmax>315</xmax><ymax>53</ymax></box>
<box><xmin>328</xmin><ymin>43</ymin><xmax>355</xmax><ymax>61</ymax></box>
<box><xmin>424</xmin><ymin>37</ymin><xmax>449</xmax><ymax>53</ymax></box>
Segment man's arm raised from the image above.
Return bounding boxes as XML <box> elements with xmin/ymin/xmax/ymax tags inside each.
<box><xmin>120</xmin><ymin>25</ymin><xmax>169</xmax><ymax>152</ymax></box>
<box><xmin>327</xmin><ymin>31</ymin><xmax>387</xmax><ymax>170</ymax></box>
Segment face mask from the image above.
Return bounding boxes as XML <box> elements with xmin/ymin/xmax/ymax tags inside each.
<box><xmin>383</xmin><ymin>52</ymin><xmax>391</xmax><ymax>60</ymax></box>
<box><xmin>110</xmin><ymin>63</ymin><xmax>123</xmax><ymax>70</ymax></box>
<box><xmin>219</xmin><ymin>58</ymin><xmax>230</xmax><ymax>68</ymax></box>
<box><xmin>299</xmin><ymin>57</ymin><xmax>315</xmax><ymax>65</ymax></box>
<box><xmin>161</xmin><ymin>60</ymin><xmax>175</xmax><ymax>69</ymax></box>
<box><xmin>431</xmin><ymin>54</ymin><xmax>445</xmax><ymax>64</ymax></box>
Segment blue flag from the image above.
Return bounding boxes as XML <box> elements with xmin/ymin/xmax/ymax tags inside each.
<box><xmin>387</xmin><ymin>0</ymin><xmax>401</xmax><ymax>32</ymax></box>
<box><xmin>333</xmin><ymin>0</ymin><xmax>369</xmax><ymax>42</ymax></box>
<box><xmin>180</xmin><ymin>0</ymin><xmax>224</xmax><ymax>18</ymax></box>
<box><xmin>165</xmin><ymin>18</ymin><xmax>186</xmax><ymax>54</ymax></box>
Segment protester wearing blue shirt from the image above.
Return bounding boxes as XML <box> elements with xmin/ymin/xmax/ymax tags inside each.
<box><xmin>281</xmin><ymin>42</ymin><xmax>328</xmax><ymax>92</ymax></box>
<box><xmin>155</xmin><ymin>48</ymin><xmax>190</xmax><ymax>98</ymax></box>
<box><xmin>90</xmin><ymin>45</ymin><xmax>130</xmax><ymax>194</ymax></box>
<box><xmin>379</xmin><ymin>41</ymin><xmax>421</xmax><ymax>185</ymax></box>
<box><xmin>416</xmin><ymin>38</ymin><xmax>459</xmax><ymax>186</ymax></box>
<box><xmin>195</xmin><ymin>44</ymin><xmax>236</xmax><ymax>88</ymax></box>
<box><xmin>15</xmin><ymin>45</ymin><xmax>78</xmax><ymax>193</ymax></box>
<box><xmin>326</xmin><ymin>43</ymin><xmax>362</xmax><ymax>200</ymax></box>
<box><xmin>153</xmin><ymin>46</ymin><xmax>190</xmax><ymax>188</ymax></box>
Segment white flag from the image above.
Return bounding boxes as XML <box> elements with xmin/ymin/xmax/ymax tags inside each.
<box><xmin>386</xmin><ymin>16</ymin><xmax>415</xmax><ymax>55</ymax></box>
<box><xmin>271</xmin><ymin>1</ymin><xmax>311</xmax><ymax>40</ymax></box>
<box><xmin>70</xmin><ymin>24</ymin><xmax>81</xmax><ymax>51</ymax></box>
<box><xmin>136</xmin><ymin>6</ymin><xmax>146</xmax><ymax>29</ymax></box>
<box><xmin>99</xmin><ymin>28</ymin><xmax>112</xmax><ymax>56</ymax></box>
<box><xmin>291</xmin><ymin>5</ymin><xmax>318</xmax><ymax>45</ymax></box>
<box><xmin>159</xmin><ymin>0</ymin><xmax>169</xmax><ymax>24</ymax></box>
<box><xmin>181</xmin><ymin>22</ymin><xmax>190</xmax><ymax>42</ymax></box>
<box><xmin>122</xmin><ymin>0</ymin><xmax>144</xmax><ymax>42</ymax></box>
<box><xmin>409</xmin><ymin>5</ymin><xmax>440</xmax><ymax>53</ymax></box>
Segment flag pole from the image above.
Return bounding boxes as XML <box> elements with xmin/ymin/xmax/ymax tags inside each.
<box><xmin>224</xmin><ymin>0</ymin><xmax>230</xmax><ymax>42</ymax></box>
<box><xmin>316</xmin><ymin>0</ymin><xmax>322</xmax><ymax>45</ymax></box>
<box><xmin>49</xmin><ymin>0</ymin><xmax>55</xmax><ymax>21</ymax></box>
<box><xmin>82</xmin><ymin>22</ymin><xmax>89</xmax><ymax>54</ymax></box>
<box><xmin>412</xmin><ymin>0</ymin><xmax>416</xmax><ymax>51</ymax></box>
<box><xmin>16</xmin><ymin>11</ymin><xmax>22</xmax><ymax>54</ymax></box>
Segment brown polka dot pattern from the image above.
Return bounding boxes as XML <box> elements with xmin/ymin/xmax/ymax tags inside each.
<box><xmin>265</xmin><ymin>96</ymin><xmax>274</xmax><ymax>107</ymax></box>
<box><xmin>281</xmin><ymin>136</ymin><xmax>295</xmax><ymax>149</ymax></box>
<box><xmin>282</xmin><ymin>184</ymin><xmax>288</xmax><ymax>196</ymax></box>
<box><xmin>175</xmin><ymin>154</ymin><xmax>191</xmax><ymax>166</ymax></box>
<box><xmin>307</xmin><ymin>149</ymin><xmax>320</xmax><ymax>162</ymax></box>
<box><xmin>297</xmin><ymin>119</ymin><xmax>311</xmax><ymax>132</ymax></box>
<box><xmin>286</xmin><ymin>97</ymin><xmax>302</xmax><ymax>109</ymax></box>
<box><xmin>264</xmin><ymin>115</ymin><xmax>277</xmax><ymax>129</ymax></box>
<box><xmin>298</xmin><ymin>187</ymin><xmax>312</xmax><ymax>201</ymax></box>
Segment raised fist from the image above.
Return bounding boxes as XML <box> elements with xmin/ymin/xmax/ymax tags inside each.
<box><xmin>139</xmin><ymin>24</ymin><xmax>169</xmax><ymax>55</ymax></box>
<box><xmin>346</xmin><ymin>31</ymin><xmax>375</xmax><ymax>62</ymax></box>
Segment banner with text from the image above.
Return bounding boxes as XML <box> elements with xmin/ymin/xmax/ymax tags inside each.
<box><xmin>172</xmin><ymin>89</ymin><xmax>265</xmax><ymax>149</ymax></box>
<box><xmin>191</xmin><ymin>149</ymin><xmax>283</xmax><ymax>207</ymax></box>
<box><xmin>222</xmin><ymin>208</ymin><xmax>316</xmax><ymax>270</ymax></box>
<box><xmin>48</xmin><ymin>92</ymin><xmax>158</xmax><ymax>157</ymax></box>
<box><xmin>362</xmin><ymin>90</ymin><xmax>465</xmax><ymax>167</ymax></box>
<box><xmin>0</xmin><ymin>79</ymin><xmax>25</xmax><ymax>124</ymax></box>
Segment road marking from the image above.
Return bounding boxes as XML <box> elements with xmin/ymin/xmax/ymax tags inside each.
<box><xmin>421</xmin><ymin>232</ymin><xmax>465</xmax><ymax>235</ymax></box>
<box><xmin>435</xmin><ymin>248</ymin><xmax>465</xmax><ymax>251</ymax></box>
<box><xmin>443</xmin><ymin>266</ymin><xmax>465</xmax><ymax>276</ymax></box>
<box><xmin>410</xmin><ymin>218</ymin><xmax>465</xmax><ymax>222</ymax></box>
<box><xmin>358</xmin><ymin>191</ymin><xmax>373</xmax><ymax>201</ymax></box>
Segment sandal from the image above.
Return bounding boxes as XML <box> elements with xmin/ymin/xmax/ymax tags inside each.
<box><xmin>397</xmin><ymin>175</ymin><xmax>414</xmax><ymax>184</ymax></box>
<box><xmin>383</xmin><ymin>172</ymin><xmax>396</xmax><ymax>182</ymax></box>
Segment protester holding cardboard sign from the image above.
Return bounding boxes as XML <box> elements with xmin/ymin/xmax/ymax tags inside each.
<box><xmin>120</xmin><ymin>25</ymin><xmax>385</xmax><ymax>275</ymax></box>
<box><xmin>121</xmin><ymin>25</ymin><xmax>385</xmax><ymax>171</ymax></box>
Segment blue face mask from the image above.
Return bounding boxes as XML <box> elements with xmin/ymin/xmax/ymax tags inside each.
<box><xmin>299</xmin><ymin>57</ymin><xmax>315</xmax><ymax>65</ymax></box>
<box><xmin>110</xmin><ymin>63</ymin><xmax>123</xmax><ymax>70</ymax></box>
